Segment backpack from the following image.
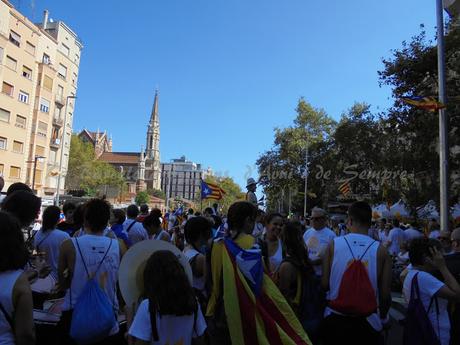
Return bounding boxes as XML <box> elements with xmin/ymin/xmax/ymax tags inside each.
<box><xmin>70</xmin><ymin>238</ymin><xmax>117</xmax><ymax>345</ymax></box>
<box><xmin>403</xmin><ymin>273</ymin><xmax>441</xmax><ymax>345</ymax></box>
<box><xmin>282</xmin><ymin>257</ymin><xmax>326</xmax><ymax>338</ymax></box>
<box><xmin>329</xmin><ymin>237</ymin><xmax>378</xmax><ymax>316</ymax></box>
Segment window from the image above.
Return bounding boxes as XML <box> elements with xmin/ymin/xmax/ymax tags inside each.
<box><xmin>9</xmin><ymin>31</ymin><xmax>21</xmax><ymax>47</ymax></box>
<box><xmin>0</xmin><ymin>137</ymin><xmax>6</xmax><ymax>150</ymax></box>
<box><xmin>22</xmin><ymin>66</ymin><xmax>32</xmax><ymax>79</ymax></box>
<box><xmin>54</xmin><ymin>106</ymin><xmax>61</xmax><ymax>120</ymax></box>
<box><xmin>43</xmin><ymin>75</ymin><xmax>53</xmax><ymax>90</ymax></box>
<box><xmin>0</xmin><ymin>108</ymin><xmax>10</xmax><ymax>123</ymax></box>
<box><xmin>18</xmin><ymin>91</ymin><xmax>29</xmax><ymax>103</ymax></box>
<box><xmin>72</xmin><ymin>73</ymin><xmax>78</xmax><ymax>86</ymax></box>
<box><xmin>5</xmin><ymin>56</ymin><xmax>17</xmax><ymax>70</ymax></box>
<box><xmin>25</xmin><ymin>41</ymin><xmax>35</xmax><ymax>55</ymax></box>
<box><xmin>38</xmin><ymin>121</ymin><xmax>48</xmax><ymax>134</ymax></box>
<box><xmin>49</xmin><ymin>149</ymin><xmax>56</xmax><ymax>163</ymax></box>
<box><xmin>34</xmin><ymin>170</ymin><xmax>42</xmax><ymax>185</ymax></box>
<box><xmin>13</xmin><ymin>140</ymin><xmax>23</xmax><ymax>153</ymax></box>
<box><xmin>61</xmin><ymin>44</ymin><xmax>70</xmax><ymax>56</ymax></box>
<box><xmin>74</xmin><ymin>53</ymin><xmax>79</xmax><ymax>63</ymax></box>
<box><xmin>42</xmin><ymin>53</ymin><xmax>51</xmax><ymax>64</ymax></box>
<box><xmin>57</xmin><ymin>85</ymin><xmax>64</xmax><ymax>96</ymax></box>
<box><xmin>39</xmin><ymin>98</ymin><xmax>50</xmax><ymax>113</ymax></box>
<box><xmin>1</xmin><ymin>82</ymin><xmax>13</xmax><ymax>96</ymax></box>
<box><xmin>9</xmin><ymin>166</ymin><xmax>21</xmax><ymax>179</ymax></box>
<box><xmin>15</xmin><ymin>115</ymin><xmax>26</xmax><ymax>128</ymax></box>
<box><xmin>58</xmin><ymin>64</ymin><xmax>67</xmax><ymax>79</ymax></box>
<box><xmin>0</xmin><ymin>164</ymin><xmax>3</xmax><ymax>175</ymax></box>
<box><xmin>35</xmin><ymin>145</ymin><xmax>45</xmax><ymax>156</ymax></box>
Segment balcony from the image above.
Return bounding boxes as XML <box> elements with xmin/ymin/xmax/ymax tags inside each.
<box><xmin>55</xmin><ymin>94</ymin><xmax>65</xmax><ymax>107</ymax></box>
<box><xmin>52</xmin><ymin>117</ymin><xmax>64</xmax><ymax>127</ymax></box>
<box><xmin>50</xmin><ymin>138</ymin><xmax>61</xmax><ymax>149</ymax></box>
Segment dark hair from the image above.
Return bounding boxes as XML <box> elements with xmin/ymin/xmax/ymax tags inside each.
<box><xmin>113</xmin><ymin>209</ymin><xmax>126</xmax><ymax>225</ymax></box>
<box><xmin>0</xmin><ymin>211</ymin><xmax>29</xmax><ymax>271</ymax></box>
<box><xmin>409</xmin><ymin>238</ymin><xmax>442</xmax><ymax>266</ymax></box>
<box><xmin>140</xmin><ymin>204</ymin><xmax>149</xmax><ymax>214</ymax></box>
<box><xmin>150</xmin><ymin>208</ymin><xmax>162</xmax><ymax>219</ymax></box>
<box><xmin>381</xmin><ymin>218</ymin><xmax>387</xmax><ymax>224</ymax></box>
<box><xmin>265</xmin><ymin>212</ymin><xmax>283</xmax><ymax>225</ymax></box>
<box><xmin>144</xmin><ymin>211</ymin><xmax>161</xmax><ymax>228</ymax></box>
<box><xmin>194</xmin><ymin>211</ymin><xmax>201</xmax><ymax>216</ymax></box>
<box><xmin>204</xmin><ymin>207</ymin><xmax>214</xmax><ymax>215</ymax></box>
<box><xmin>348</xmin><ymin>201</ymin><xmax>372</xmax><ymax>227</ymax></box>
<box><xmin>227</xmin><ymin>201</ymin><xmax>257</xmax><ymax>230</ymax></box>
<box><xmin>84</xmin><ymin>199</ymin><xmax>111</xmax><ymax>232</ymax></box>
<box><xmin>127</xmin><ymin>204</ymin><xmax>139</xmax><ymax>218</ymax></box>
<box><xmin>184</xmin><ymin>216</ymin><xmax>212</xmax><ymax>244</ymax></box>
<box><xmin>63</xmin><ymin>201</ymin><xmax>76</xmax><ymax>215</ymax></box>
<box><xmin>393</xmin><ymin>218</ymin><xmax>400</xmax><ymax>227</ymax></box>
<box><xmin>73</xmin><ymin>203</ymin><xmax>85</xmax><ymax>229</ymax></box>
<box><xmin>211</xmin><ymin>215</ymin><xmax>222</xmax><ymax>229</ymax></box>
<box><xmin>281</xmin><ymin>221</ymin><xmax>314</xmax><ymax>275</ymax></box>
<box><xmin>42</xmin><ymin>206</ymin><xmax>61</xmax><ymax>231</ymax></box>
<box><xmin>6</xmin><ymin>182</ymin><xmax>32</xmax><ymax>195</ymax></box>
<box><xmin>2</xmin><ymin>190</ymin><xmax>41</xmax><ymax>227</ymax></box>
<box><xmin>188</xmin><ymin>208</ymin><xmax>194</xmax><ymax>215</ymax></box>
<box><xmin>144</xmin><ymin>250</ymin><xmax>197</xmax><ymax>319</ymax></box>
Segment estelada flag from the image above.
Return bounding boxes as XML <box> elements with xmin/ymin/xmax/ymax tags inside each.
<box><xmin>338</xmin><ymin>180</ymin><xmax>352</xmax><ymax>197</ymax></box>
<box><xmin>207</xmin><ymin>236</ymin><xmax>312</xmax><ymax>345</ymax></box>
<box><xmin>401</xmin><ymin>96</ymin><xmax>446</xmax><ymax>112</ymax></box>
<box><xmin>201</xmin><ymin>180</ymin><xmax>226</xmax><ymax>200</ymax></box>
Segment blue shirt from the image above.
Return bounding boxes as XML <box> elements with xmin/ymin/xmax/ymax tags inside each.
<box><xmin>111</xmin><ymin>223</ymin><xmax>132</xmax><ymax>247</ymax></box>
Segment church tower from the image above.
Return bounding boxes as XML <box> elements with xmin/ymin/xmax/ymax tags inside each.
<box><xmin>146</xmin><ymin>90</ymin><xmax>161</xmax><ymax>190</ymax></box>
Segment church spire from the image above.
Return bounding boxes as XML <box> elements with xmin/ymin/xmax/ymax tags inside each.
<box><xmin>145</xmin><ymin>89</ymin><xmax>161</xmax><ymax>191</ymax></box>
<box><xmin>150</xmin><ymin>89</ymin><xmax>159</xmax><ymax>125</ymax></box>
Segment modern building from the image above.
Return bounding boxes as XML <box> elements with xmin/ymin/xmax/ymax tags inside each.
<box><xmin>88</xmin><ymin>90</ymin><xmax>162</xmax><ymax>198</ymax></box>
<box><xmin>0</xmin><ymin>1</ymin><xmax>82</xmax><ymax>196</ymax></box>
<box><xmin>161</xmin><ymin>156</ymin><xmax>212</xmax><ymax>202</ymax></box>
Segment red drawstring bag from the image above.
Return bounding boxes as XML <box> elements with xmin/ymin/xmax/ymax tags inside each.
<box><xmin>329</xmin><ymin>238</ymin><xmax>378</xmax><ymax>316</ymax></box>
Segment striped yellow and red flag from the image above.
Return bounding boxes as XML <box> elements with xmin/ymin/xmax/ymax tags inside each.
<box><xmin>208</xmin><ymin>237</ymin><xmax>312</xmax><ymax>345</ymax></box>
<box><xmin>338</xmin><ymin>180</ymin><xmax>352</xmax><ymax>197</ymax></box>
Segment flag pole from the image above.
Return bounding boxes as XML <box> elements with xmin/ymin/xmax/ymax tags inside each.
<box><xmin>436</xmin><ymin>0</ymin><xmax>449</xmax><ymax>232</ymax></box>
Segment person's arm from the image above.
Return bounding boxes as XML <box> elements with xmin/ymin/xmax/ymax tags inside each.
<box><xmin>58</xmin><ymin>239</ymin><xmax>75</xmax><ymax>291</ymax></box>
<box><xmin>277</xmin><ymin>262</ymin><xmax>298</xmax><ymax>307</ymax></box>
<box><xmin>427</xmin><ymin>247</ymin><xmax>460</xmax><ymax>301</ymax></box>
<box><xmin>192</xmin><ymin>254</ymin><xmax>206</xmax><ymax>278</ymax></box>
<box><xmin>12</xmin><ymin>273</ymin><xmax>35</xmax><ymax>345</ymax></box>
<box><xmin>118</xmin><ymin>239</ymin><xmax>127</xmax><ymax>258</ymax></box>
<box><xmin>321</xmin><ymin>240</ymin><xmax>334</xmax><ymax>290</ymax></box>
<box><xmin>377</xmin><ymin>244</ymin><xmax>392</xmax><ymax>319</ymax></box>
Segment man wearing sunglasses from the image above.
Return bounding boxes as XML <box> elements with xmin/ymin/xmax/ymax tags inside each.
<box><xmin>444</xmin><ymin>228</ymin><xmax>460</xmax><ymax>345</ymax></box>
<box><xmin>303</xmin><ymin>207</ymin><xmax>336</xmax><ymax>277</ymax></box>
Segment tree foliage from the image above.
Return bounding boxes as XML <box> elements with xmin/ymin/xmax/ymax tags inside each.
<box><xmin>203</xmin><ymin>175</ymin><xmax>245</xmax><ymax>213</ymax></box>
<box><xmin>135</xmin><ymin>190</ymin><xmax>150</xmax><ymax>205</ymax></box>
<box><xmin>66</xmin><ymin>134</ymin><xmax>125</xmax><ymax>196</ymax></box>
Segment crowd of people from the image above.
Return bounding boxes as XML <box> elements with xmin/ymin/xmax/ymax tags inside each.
<box><xmin>0</xmin><ymin>181</ymin><xmax>459</xmax><ymax>345</ymax></box>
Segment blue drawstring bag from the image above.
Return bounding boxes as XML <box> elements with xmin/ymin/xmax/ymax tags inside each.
<box><xmin>70</xmin><ymin>239</ymin><xmax>117</xmax><ymax>345</ymax></box>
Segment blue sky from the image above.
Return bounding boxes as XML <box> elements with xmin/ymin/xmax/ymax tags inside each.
<box><xmin>16</xmin><ymin>0</ymin><xmax>437</xmax><ymax>190</ymax></box>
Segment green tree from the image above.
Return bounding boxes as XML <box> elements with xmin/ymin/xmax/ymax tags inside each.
<box><xmin>148</xmin><ymin>188</ymin><xmax>166</xmax><ymax>200</ymax></box>
<box><xmin>66</xmin><ymin>134</ymin><xmax>125</xmax><ymax>196</ymax></box>
<box><xmin>135</xmin><ymin>190</ymin><xmax>150</xmax><ymax>205</ymax></box>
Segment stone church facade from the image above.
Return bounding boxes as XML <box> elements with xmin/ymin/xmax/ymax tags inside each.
<box><xmin>78</xmin><ymin>91</ymin><xmax>161</xmax><ymax>197</ymax></box>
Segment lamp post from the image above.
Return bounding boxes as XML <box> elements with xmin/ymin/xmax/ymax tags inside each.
<box><xmin>31</xmin><ymin>155</ymin><xmax>45</xmax><ymax>193</ymax></box>
<box><xmin>55</xmin><ymin>95</ymin><xmax>77</xmax><ymax>206</ymax></box>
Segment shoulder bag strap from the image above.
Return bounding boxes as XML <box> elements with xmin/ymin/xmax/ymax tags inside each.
<box><xmin>0</xmin><ymin>301</ymin><xmax>13</xmax><ymax>332</ymax></box>
<box><xmin>358</xmin><ymin>240</ymin><xmax>377</xmax><ymax>261</ymax></box>
<box><xmin>75</xmin><ymin>238</ymin><xmax>113</xmax><ymax>279</ymax></box>
<box><xmin>126</xmin><ymin>220</ymin><xmax>137</xmax><ymax>233</ymax></box>
<box><xmin>36</xmin><ymin>230</ymin><xmax>52</xmax><ymax>251</ymax></box>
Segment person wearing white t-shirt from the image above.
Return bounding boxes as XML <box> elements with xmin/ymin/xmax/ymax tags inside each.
<box><xmin>404</xmin><ymin>223</ymin><xmax>423</xmax><ymax>243</ymax></box>
<box><xmin>129</xmin><ymin>250</ymin><xmax>207</xmax><ymax>345</ymax></box>
<box><xmin>387</xmin><ymin>219</ymin><xmax>406</xmax><ymax>256</ymax></box>
<box><xmin>34</xmin><ymin>206</ymin><xmax>70</xmax><ymax>280</ymax></box>
<box><xmin>403</xmin><ymin>238</ymin><xmax>460</xmax><ymax>345</ymax></box>
<box><xmin>123</xmin><ymin>204</ymin><xmax>149</xmax><ymax>245</ymax></box>
<box><xmin>303</xmin><ymin>208</ymin><xmax>336</xmax><ymax>276</ymax></box>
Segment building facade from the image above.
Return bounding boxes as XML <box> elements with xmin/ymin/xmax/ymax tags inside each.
<box><xmin>0</xmin><ymin>1</ymin><xmax>82</xmax><ymax>196</ymax></box>
<box><xmin>79</xmin><ymin>129</ymin><xmax>112</xmax><ymax>158</ymax></box>
<box><xmin>161</xmin><ymin>156</ymin><xmax>212</xmax><ymax>202</ymax></box>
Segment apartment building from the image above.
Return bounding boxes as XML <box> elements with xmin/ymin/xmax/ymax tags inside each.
<box><xmin>0</xmin><ymin>0</ymin><xmax>82</xmax><ymax>196</ymax></box>
<box><xmin>161</xmin><ymin>156</ymin><xmax>213</xmax><ymax>202</ymax></box>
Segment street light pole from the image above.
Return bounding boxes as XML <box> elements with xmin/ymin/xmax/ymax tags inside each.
<box><xmin>436</xmin><ymin>0</ymin><xmax>449</xmax><ymax>231</ymax></box>
<box><xmin>55</xmin><ymin>95</ymin><xmax>77</xmax><ymax>206</ymax></box>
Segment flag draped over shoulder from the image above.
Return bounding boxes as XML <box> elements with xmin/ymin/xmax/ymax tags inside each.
<box><xmin>220</xmin><ymin>238</ymin><xmax>312</xmax><ymax>345</ymax></box>
<box><xmin>401</xmin><ymin>96</ymin><xmax>445</xmax><ymax>112</ymax></box>
<box><xmin>201</xmin><ymin>181</ymin><xmax>226</xmax><ymax>200</ymax></box>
